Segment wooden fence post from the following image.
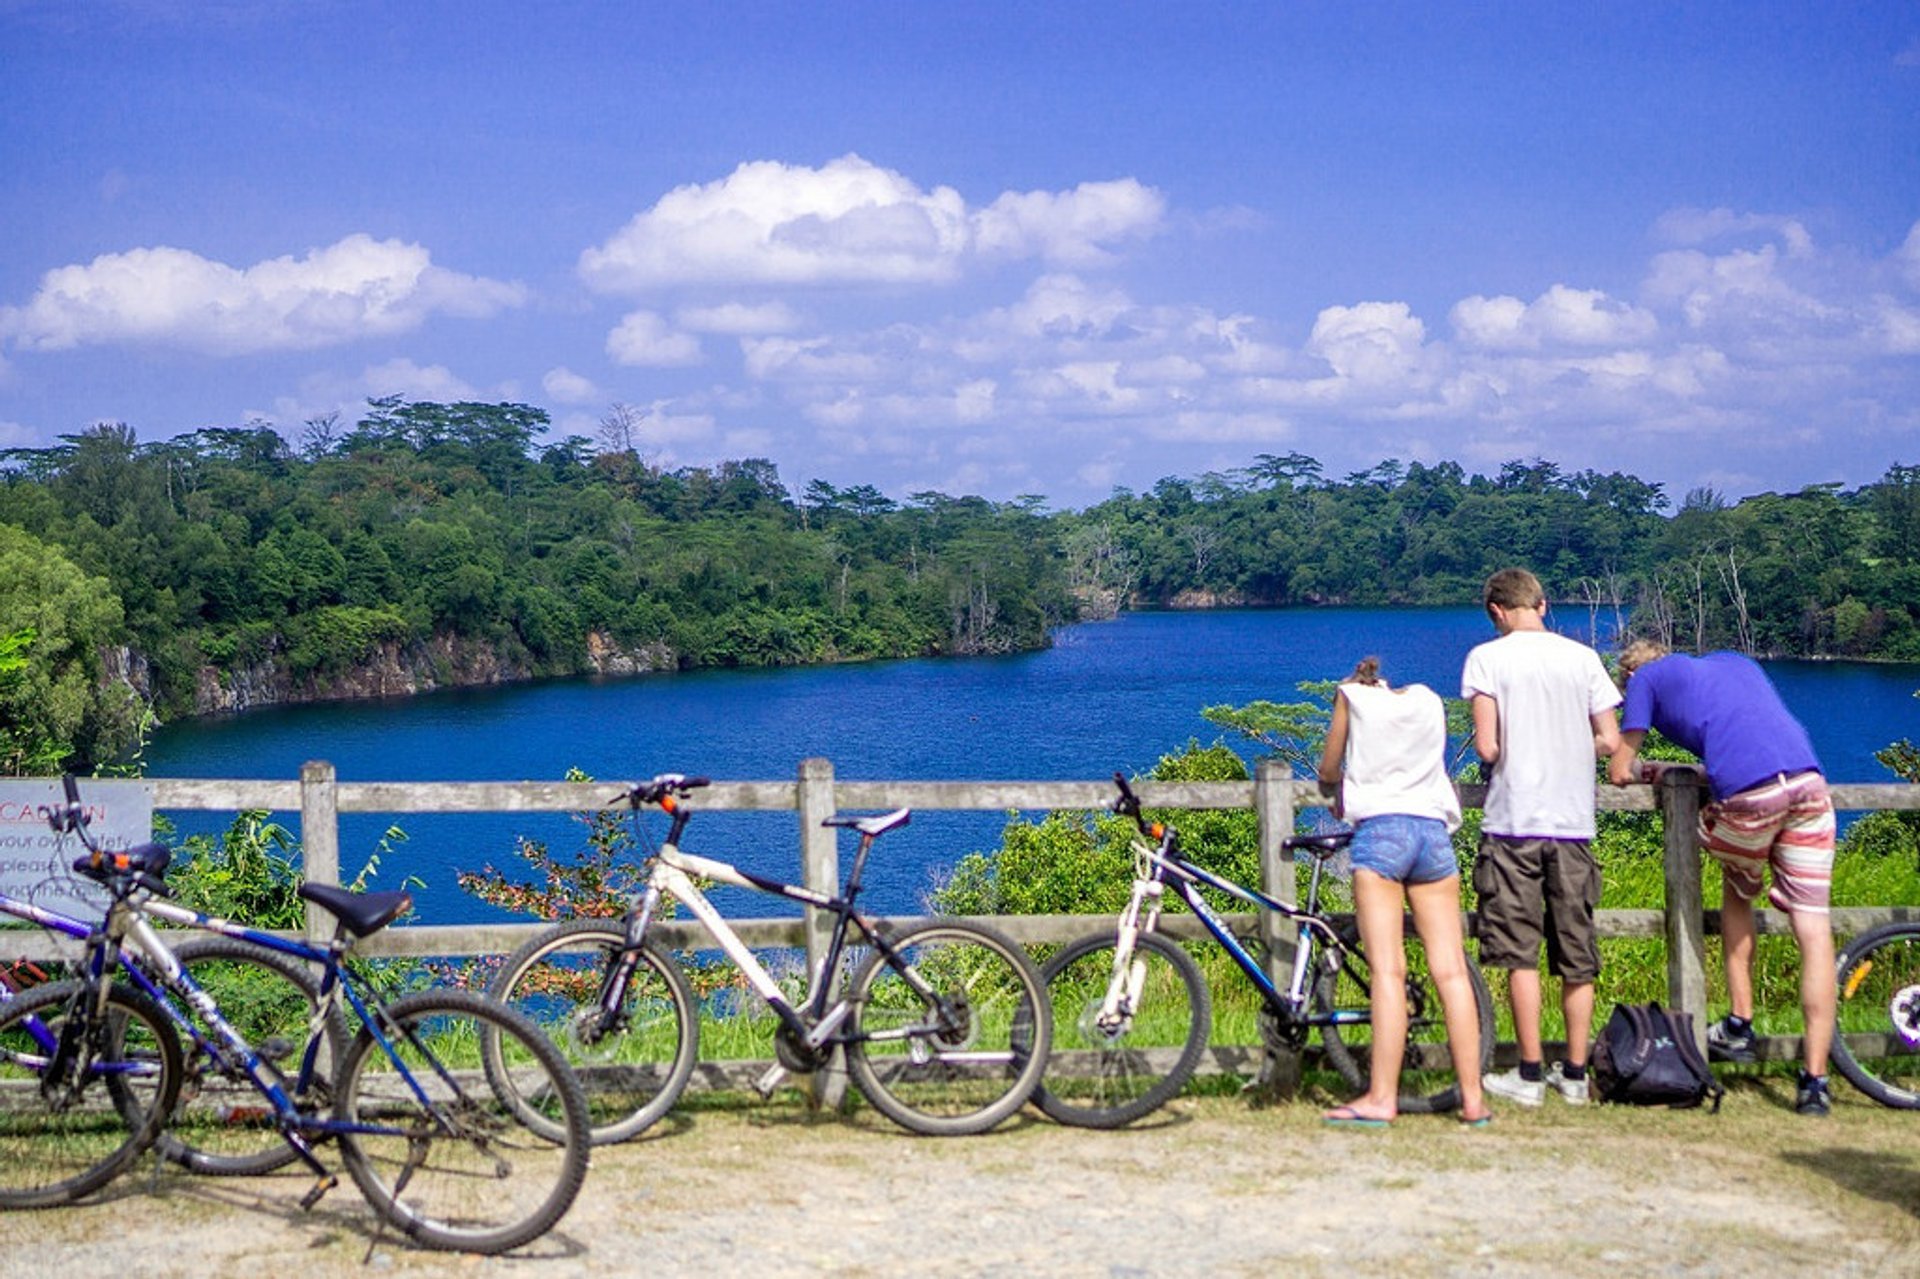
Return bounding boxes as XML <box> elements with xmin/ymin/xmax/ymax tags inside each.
<box><xmin>1659</xmin><ymin>765</ymin><xmax>1709</xmax><ymax>1056</ymax></box>
<box><xmin>796</xmin><ymin>757</ymin><xmax>845</xmax><ymax>1107</ymax></box>
<box><xmin>1254</xmin><ymin>758</ymin><xmax>1301</xmax><ymax>1097</ymax></box>
<box><xmin>300</xmin><ymin>760</ymin><xmax>340</xmax><ymax>946</ymax></box>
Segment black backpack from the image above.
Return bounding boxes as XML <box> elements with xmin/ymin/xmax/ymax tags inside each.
<box><xmin>1590</xmin><ymin>1001</ymin><xmax>1725</xmax><ymax>1111</ymax></box>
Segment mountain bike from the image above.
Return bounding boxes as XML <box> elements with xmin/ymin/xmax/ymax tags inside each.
<box><xmin>0</xmin><ymin>776</ymin><xmax>592</xmax><ymax>1255</ymax></box>
<box><xmin>0</xmin><ymin>861</ymin><xmax>339</xmax><ymax>1178</ymax></box>
<box><xmin>487</xmin><ymin>774</ymin><xmax>1051</xmax><ymax>1141</ymax></box>
<box><xmin>1831</xmin><ymin>919</ymin><xmax>1920</xmax><ymax>1108</ymax></box>
<box><xmin>1035</xmin><ymin>773</ymin><xmax>1494</xmax><ymax>1127</ymax></box>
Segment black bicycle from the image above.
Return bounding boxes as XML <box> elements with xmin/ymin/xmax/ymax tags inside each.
<box><xmin>1831</xmin><ymin>919</ymin><xmax>1920</xmax><ymax>1108</ymax></box>
<box><xmin>1036</xmin><ymin>773</ymin><xmax>1494</xmax><ymax>1127</ymax></box>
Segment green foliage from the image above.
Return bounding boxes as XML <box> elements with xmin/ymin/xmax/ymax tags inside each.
<box><xmin>1200</xmin><ymin>684</ymin><xmax>1332</xmax><ymax>777</ymax></box>
<box><xmin>928</xmin><ymin>741</ymin><xmax>1261</xmax><ymax>916</ymax></box>
<box><xmin>167</xmin><ymin>811</ymin><xmax>415</xmax><ymax>930</ymax></box>
<box><xmin>456</xmin><ymin>770</ymin><xmax>654</xmax><ymax>920</ymax></box>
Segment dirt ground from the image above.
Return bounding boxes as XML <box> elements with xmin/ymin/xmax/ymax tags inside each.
<box><xmin>6</xmin><ymin>1075</ymin><xmax>1919</xmax><ymax>1279</ymax></box>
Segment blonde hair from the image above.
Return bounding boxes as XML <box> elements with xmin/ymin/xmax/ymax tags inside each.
<box><xmin>1482</xmin><ymin>568</ymin><xmax>1544</xmax><ymax>617</ymax></box>
<box><xmin>1616</xmin><ymin>638</ymin><xmax>1669</xmax><ymax>683</ymax></box>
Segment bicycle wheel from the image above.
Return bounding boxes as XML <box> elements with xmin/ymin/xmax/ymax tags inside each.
<box><xmin>0</xmin><ymin>978</ymin><xmax>184</xmax><ymax>1207</ymax></box>
<box><xmin>1832</xmin><ymin>922</ymin><xmax>1920</xmax><ymax>1108</ymax></box>
<box><xmin>844</xmin><ymin>920</ymin><xmax>1050</xmax><ymax>1136</ymax></box>
<box><xmin>1033</xmin><ymin>930</ymin><xmax>1211</xmax><ymax>1128</ymax></box>
<box><xmin>157</xmin><ymin>937</ymin><xmax>348</xmax><ymax>1175</ymax></box>
<box><xmin>335</xmin><ymin>988</ymin><xmax>590</xmax><ymax>1254</ymax></box>
<box><xmin>487</xmin><ymin>918</ymin><xmax>698</xmax><ymax>1144</ymax></box>
<box><xmin>1314</xmin><ymin>937</ymin><xmax>1495</xmax><ymax>1114</ymax></box>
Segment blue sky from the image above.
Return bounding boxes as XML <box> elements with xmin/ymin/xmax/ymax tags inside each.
<box><xmin>3</xmin><ymin>2</ymin><xmax>1918</xmax><ymax>510</ymax></box>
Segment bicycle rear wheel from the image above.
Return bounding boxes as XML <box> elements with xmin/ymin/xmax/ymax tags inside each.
<box><xmin>1314</xmin><ymin>937</ymin><xmax>1494</xmax><ymax>1114</ymax></box>
<box><xmin>0</xmin><ymin>979</ymin><xmax>184</xmax><ymax>1207</ymax></box>
<box><xmin>844</xmin><ymin>921</ymin><xmax>1050</xmax><ymax>1136</ymax></box>
<box><xmin>1832</xmin><ymin>922</ymin><xmax>1920</xmax><ymax>1108</ymax></box>
<box><xmin>157</xmin><ymin>937</ymin><xmax>347</xmax><ymax>1175</ymax></box>
<box><xmin>1034</xmin><ymin>930</ymin><xmax>1211</xmax><ymax>1128</ymax></box>
<box><xmin>335</xmin><ymin>988</ymin><xmax>590</xmax><ymax>1254</ymax></box>
<box><xmin>487</xmin><ymin>918</ymin><xmax>698</xmax><ymax>1144</ymax></box>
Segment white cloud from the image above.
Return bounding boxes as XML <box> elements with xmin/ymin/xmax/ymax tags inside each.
<box><xmin>1306</xmin><ymin>301</ymin><xmax>1435</xmax><ymax>389</ymax></box>
<box><xmin>1451</xmin><ymin>285</ymin><xmax>1658</xmax><ymax>351</ymax></box>
<box><xmin>606</xmin><ymin>310</ymin><xmax>703</xmax><ymax>367</ymax></box>
<box><xmin>1653</xmin><ymin>207</ymin><xmax>1814</xmax><ymax>256</ymax></box>
<box><xmin>541</xmin><ymin>366</ymin><xmax>599</xmax><ymax>404</ymax></box>
<box><xmin>359</xmin><ymin>358</ymin><xmax>480</xmax><ymax>403</ymax></box>
<box><xmin>577</xmin><ymin>155</ymin><xmax>1164</xmax><ymax>292</ymax></box>
<box><xmin>677</xmin><ymin>300</ymin><xmax>803</xmax><ymax>334</ymax></box>
<box><xmin>0</xmin><ymin>234</ymin><xmax>524</xmax><ymax>355</ymax></box>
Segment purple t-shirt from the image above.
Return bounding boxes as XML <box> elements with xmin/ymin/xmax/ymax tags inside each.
<box><xmin>1620</xmin><ymin>652</ymin><xmax>1822</xmax><ymax>800</ymax></box>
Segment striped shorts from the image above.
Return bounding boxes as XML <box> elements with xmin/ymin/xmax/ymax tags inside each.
<box><xmin>1698</xmin><ymin>771</ymin><xmax>1834</xmax><ymax>915</ymax></box>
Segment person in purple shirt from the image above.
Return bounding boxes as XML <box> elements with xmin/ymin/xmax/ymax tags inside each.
<box><xmin>1607</xmin><ymin>640</ymin><xmax>1836</xmax><ymax>1116</ymax></box>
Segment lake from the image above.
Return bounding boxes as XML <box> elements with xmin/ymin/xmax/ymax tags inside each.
<box><xmin>140</xmin><ymin>608</ymin><xmax>1920</xmax><ymax>922</ymax></box>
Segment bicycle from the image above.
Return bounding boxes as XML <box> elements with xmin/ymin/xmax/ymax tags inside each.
<box><xmin>1831</xmin><ymin>919</ymin><xmax>1920</xmax><ymax>1108</ymax></box>
<box><xmin>1035</xmin><ymin>773</ymin><xmax>1494</xmax><ymax>1128</ymax></box>
<box><xmin>487</xmin><ymin>773</ymin><xmax>1051</xmax><ymax>1141</ymax></box>
<box><xmin>0</xmin><ymin>854</ymin><xmax>339</xmax><ymax>1179</ymax></box>
<box><xmin>0</xmin><ymin>776</ymin><xmax>592</xmax><ymax>1255</ymax></box>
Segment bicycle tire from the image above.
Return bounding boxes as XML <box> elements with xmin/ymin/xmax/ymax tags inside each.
<box><xmin>1032</xmin><ymin>930</ymin><xmax>1211</xmax><ymax>1128</ymax></box>
<box><xmin>486</xmin><ymin>917</ymin><xmax>699</xmax><ymax>1144</ymax></box>
<box><xmin>1314</xmin><ymin>938</ymin><xmax>1495</xmax><ymax>1114</ymax></box>
<box><xmin>156</xmin><ymin>936</ymin><xmax>348</xmax><ymax>1175</ymax></box>
<box><xmin>335</xmin><ymin>988</ymin><xmax>591</xmax><ymax>1254</ymax></box>
<box><xmin>844</xmin><ymin>920</ymin><xmax>1050</xmax><ymax>1136</ymax></box>
<box><xmin>0</xmin><ymin>978</ymin><xmax>184</xmax><ymax>1207</ymax></box>
<box><xmin>1832</xmin><ymin>921</ymin><xmax>1920</xmax><ymax>1109</ymax></box>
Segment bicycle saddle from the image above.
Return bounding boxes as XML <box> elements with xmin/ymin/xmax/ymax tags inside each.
<box><xmin>1281</xmin><ymin>831</ymin><xmax>1354</xmax><ymax>859</ymax></box>
<box><xmin>298</xmin><ymin>883</ymin><xmax>413</xmax><ymax>937</ymax></box>
<box><xmin>823</xmin><ymin>808</ymin><xmax>911</xmax><ymax>838</ymax></box>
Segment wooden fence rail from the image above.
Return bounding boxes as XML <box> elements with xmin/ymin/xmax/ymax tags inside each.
<box><xmin>16</xmin><ymin>759</ymin><xmax>1920</xmax><ymax>1090</ymax></box>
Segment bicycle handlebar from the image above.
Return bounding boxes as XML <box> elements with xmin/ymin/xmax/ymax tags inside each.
<box><xmin>626</xmin><ymin>773</ymin><xmax>712</xmax><ymax>807</ymax></box>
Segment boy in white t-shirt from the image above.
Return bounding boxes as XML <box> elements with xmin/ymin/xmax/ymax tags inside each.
<box><xmin>1461</xmin><ymin>568</ymin><xmax>1621</xmax><ymax>1107</ymax></box>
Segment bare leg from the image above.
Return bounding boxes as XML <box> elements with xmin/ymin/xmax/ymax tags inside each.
<box><xmin>1790</xmin><ymin>908</ymin><xmax>1835</xmax><ymax>1076</ymax></box>
<box><xmin>1407</xmin><ymin>876</ymin><xmax>1487</xmax><ymax>1119</ymax></box>
<box><xmin>1721</xmin><ymin>894</ymin><xmax>1757</xmax><ymax>1021</ymax></box>
<box><xmin>1508</xmin><ymin>967</ymin><xmax>1543</xmax><ymax>1064</ymax></box>
<box><xmin>1325</xmin><ymin>867</ymin><xmax>1406</xmax><ymax>1122</ymax></box>
<box><xmin>1562</xmin><ymin>981</ymin><xmax>1595</xmax><ymax>1067</ymax></box>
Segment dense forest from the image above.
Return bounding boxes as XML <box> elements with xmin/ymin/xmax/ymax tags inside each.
<box><xmin>1</xmin><ymin>398</ymin><xmax>1916</xmax><ymax>771</ymax></box>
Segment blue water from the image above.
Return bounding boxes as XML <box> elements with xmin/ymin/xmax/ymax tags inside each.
<box><xmin>140</xmin><ymin>609</ymin><xmax>1920</xmax><ymax>922</ymax></box>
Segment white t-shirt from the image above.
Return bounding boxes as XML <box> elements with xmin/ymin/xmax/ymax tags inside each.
<box><xmin>1460</xmin><ymin>630</ymin><xmax>1621</xmax><ymax>839</ymax></box>
<box><xmin>1339</xmin><ymin>681</ymin><xmax>1462</xmax><ymax>832</ymax></box>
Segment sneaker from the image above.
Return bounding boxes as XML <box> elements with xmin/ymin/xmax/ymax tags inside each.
<box><xmin>1545</xmin><ymin>1062</ymin><xmax>1589</xmax><ymax>1106</ymax></box>
<box><xmin>1706</xmin><ymin>1016</ymin><xmax>1758</xmax><ymax>1064</ymax></box>
<box><xmin>1795</xmin><ymin>1073</ymin><xmax>1832</xmax><ymax>1117</ymax></box>
<box><xmin>1483</xmin><ymin>1068</ymin><xmax>1546</xmax><ymax>1107</ymax></box>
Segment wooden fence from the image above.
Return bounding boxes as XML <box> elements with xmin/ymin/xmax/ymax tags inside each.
<box><xmin>20</xmin><ymin>758</ymin><xmax>1920</xmax><ymax>1089</ymax></box>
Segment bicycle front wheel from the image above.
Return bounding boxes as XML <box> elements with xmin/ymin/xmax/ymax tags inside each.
<box><xmin>1033</xmin><ymin>930</ymin><xmax>1211</xmax><ymax>1128</ymax></box>
<box><xmin>487</xmin><ymin>918</ymin><xmax>698</xmax><ymax>1144</ymax></box>
<box><xmin>845</xmin><ymin>921</ymin><xmax>1050</xmax><ymax>1136</ymax></box>
<box><xmin>158</xmin><ymin>936</ymin><xmax>348</xmax><ymax>1176</ymax></box>
<box><xmin>335</xmin><ymin>989</ymin><xmax>591</xmax><ymax>1254</ymax></box>
<box><xmin>1314</xmin><ymin>938</ymin><xmax>1494</xmax><ymax>1114</ymax></box>
<box><xmin>1832</xmin><ymin>922</ymin><xmax>1920</xmax><ymax>1108</ymax></box>
<box><xmin>0</xmin><ymin>979</ymin><xmax>184</xmax><ymax>1207</ymax></box>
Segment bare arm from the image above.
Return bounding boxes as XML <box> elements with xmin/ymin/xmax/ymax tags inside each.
<box><xmin>1591</xmin><ymin>707</ymin><xmax>1620</xmax><ymax>757</ymax></box>
<box><xmin>1470</xmin><ymin>692</ymin><xmax>1500</xmax><ymax>765</ymax></box>
<box><xmin>1608</xmin><ymin>727</ymin><xmax>1647</xmax><ymax>787</ymax></box>
<box><xmin>1318</xmin><ymin>690</ymin><xmax>1350</xmax><ymax>788</ymax></box>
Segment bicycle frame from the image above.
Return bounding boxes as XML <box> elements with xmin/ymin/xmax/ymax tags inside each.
<box><xmin>600</xmin><ymin>800</ymin><xmax>951</xmax><ymax>1091</ymax></box>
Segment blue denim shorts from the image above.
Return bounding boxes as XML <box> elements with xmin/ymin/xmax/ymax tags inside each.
<box><xmin>1348</xmin><ymin>814</ymin><xmax>1458</xmax><ymax>885</ymax></box>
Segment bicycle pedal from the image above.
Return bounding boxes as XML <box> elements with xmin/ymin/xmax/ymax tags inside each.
<box><xmin>299</xmin><ymin>1174</ymin><xmax>338</xmax><ymax>1210</ymax></box>
<box><xmin>753</xmin><ymin>1063</ymin><xmax>790</xmax><ymax>1098</ymax></box>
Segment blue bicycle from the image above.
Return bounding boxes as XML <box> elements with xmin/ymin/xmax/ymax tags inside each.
<box><xmin>0</xmin><ymin>777</ymin><xmax>592</xmax><ymax>1255</ymax></box>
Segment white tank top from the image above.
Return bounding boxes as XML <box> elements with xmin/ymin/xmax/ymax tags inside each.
<box><xmin>1339</xmin><ymin>681</ymin><xmax>1462</xmax><ymax>832</ymax></box>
